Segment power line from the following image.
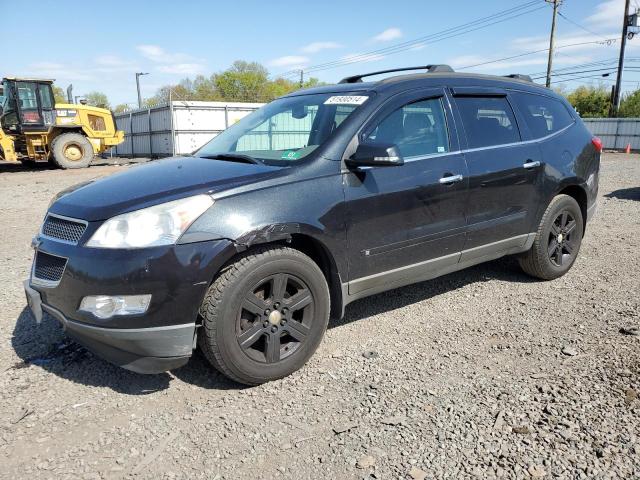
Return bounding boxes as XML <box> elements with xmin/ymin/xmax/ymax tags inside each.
<box><xmin>276</xmin><ymin>1</ymin><xmax>544</xmax><ymax>78</ymax></box>
<box><xmin>456</xmin><ymin>39</ymin><xmax>617</xmax><ymax>71</ymax></box>
<box><xmin>528</xmin><ymin>57</ymin><xmax>620</xmax><ymax>76</ymax></box>
<box><xmin>556</xmin><ymin>11</ymin><xmax>610</xmax><ymax>40</ymax></box>
<box><xmin>550</xmin><ymin>72</ymin><xmax>617</xmax><ymax>84</ymax></box>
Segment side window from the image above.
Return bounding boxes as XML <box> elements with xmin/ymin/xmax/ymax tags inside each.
<box><xmin>511</xmin><ymin>92</ymin><xmax>574</xmax><ymax>139</ymax></box>
<box><xmin>455</xmin><ymin>96</ymin><xmax>520</xmax><ymax>149</ymax></box>
<box><xmin>366</xmin><ymin>97</ymin><xmax>450</xmax><ymax>158</ymax></box>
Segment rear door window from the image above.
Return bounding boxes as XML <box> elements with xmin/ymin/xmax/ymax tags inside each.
<box><xmin>455</xmin><ymin>96</ymin><xmax>520</xmax><ymax>149</ymax></box>
<box><xmin>510</xmin><ymin>92</ymin><xmax>575</xmax><ymax>139</ymax></box>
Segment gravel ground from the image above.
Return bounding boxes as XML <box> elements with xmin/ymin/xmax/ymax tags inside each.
<box><xmin>0</xmin><ymin>154</ymin><xmax>638</xmax><ymax>480</ymax></box>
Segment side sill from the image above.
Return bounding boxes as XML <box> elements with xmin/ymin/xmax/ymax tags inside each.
<box><xmin>343</xmin><ymin>233</ymin><xmax>535</xmax><ymax>307</ymax></box>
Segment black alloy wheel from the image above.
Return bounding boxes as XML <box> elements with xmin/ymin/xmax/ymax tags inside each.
<box><xmin>547</xmin><ymin>210</ymin><xmax>579</xmax><ymax>267</ymax></box>
<box><xmin>518</xmin><ymin>194</ymin><xmax>584</xmax><ymax>280</ymax></box>
<box><xmin>198</xmin><ymin>246</ymin><xmax>330</xmax><ymax>385</ymax></box>
<box><xmin>237</xmin><ymin>273</ymin><xmax>314</xmax><ymax>364</ymax></box>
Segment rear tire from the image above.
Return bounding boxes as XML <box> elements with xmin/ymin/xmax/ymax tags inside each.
<box><xmin>519</xmin><ymin>194</ymin><xmax>584</xmax><ymax>280</ymax></box>
<box><xmin>51</xmin><ymin>133</ymin><xmax>94</xmax><ymax>169</ymax></box>
<box><xmin>198</xmin><ymin>246</ymin><xmax>330</xmax><ymax>385</ymax></box>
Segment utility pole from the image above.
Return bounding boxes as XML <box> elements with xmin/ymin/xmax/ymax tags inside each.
<box><xmin>545</xmin><ymin>0</ymin><xmax>561</xmax><ymax>88</ymax></box>
<box><xmin>611</xmin><ymin>0</ymin><xmax>632</xmax><ymax>116</ymax></box>
<box><xmin>135</xmin><ymin>72</ymin><xmax>149</xmax><ymax>109</ymax></box>
<box><xmin>299</xmin><ymin>69</ymin><xmax>304</xmax><ymax>88</ymax></box>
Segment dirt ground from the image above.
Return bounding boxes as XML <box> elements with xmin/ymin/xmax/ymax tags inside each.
<box><xmin>0</xmin><ymin>154</ymin><xmax>638</xmax><ymax>480</ymax></box>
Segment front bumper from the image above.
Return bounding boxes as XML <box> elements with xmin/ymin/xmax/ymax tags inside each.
<box><xmin>26</xmin><ymin>282</ymin><xmax>193</xmax><ymax>373</ymax></box>
<box><xmin>26</xmin><ymin>236</ymin><xmax>236</xmax><ymax>373</ymax></box>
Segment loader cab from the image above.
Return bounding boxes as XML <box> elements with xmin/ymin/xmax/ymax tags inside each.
<box><xmin>0</xmin><ymin>78</ymin><xmax>56</xmax><ymax>134</ymax></box>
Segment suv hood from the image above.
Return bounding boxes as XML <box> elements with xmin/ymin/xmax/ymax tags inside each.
<box><xmin>50</xmin><ymin>157</ymin><xmax>284</xmax><ymax>221</ymax></box>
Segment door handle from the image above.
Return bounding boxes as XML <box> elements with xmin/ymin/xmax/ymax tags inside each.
<box><xmin>523</xmin><ymin>160</ymin><xmax>541</xmax><ymax>169</ymax></box>
<box><xmin>439</xmin><ymin>174</ymin><xmax>464</xmax><ymax>185</ymax></box>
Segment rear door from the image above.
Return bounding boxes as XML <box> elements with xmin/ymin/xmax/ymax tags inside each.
<box><xmin>343</xmin><ymin>88</ymin><xmax>469</xmax><ymax>295</ymax></box>
<box><xmin>451</xmin><ymin>88</ymin><xmax>543</xmax><ymax>258</ymax></box>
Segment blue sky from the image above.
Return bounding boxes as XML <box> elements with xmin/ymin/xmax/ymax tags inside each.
<box><xmin>4</xmin><ymin>0</ymin><xmax>640</xmax><ymax>106</ymax></box>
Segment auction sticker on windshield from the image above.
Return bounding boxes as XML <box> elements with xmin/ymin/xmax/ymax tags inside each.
<box><xmin>324</xmin><ymin>96</ymin><xmax>368</xmax><ymax>105</ymax></box>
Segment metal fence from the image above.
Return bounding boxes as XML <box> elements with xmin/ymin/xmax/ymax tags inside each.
<box><xmin>112</xmin><ymin>106</ymin><xmax>639</xmax><ymax>157</ymax></box>
<box><xmin>113</xmin><ymin>101</ymin><xmax>263</xmax><ymax>157</ymax></box>
<box><xmin>582</xmin><ymin>118</ymin><xmax>640</xmax><ymax>151</ymax></box>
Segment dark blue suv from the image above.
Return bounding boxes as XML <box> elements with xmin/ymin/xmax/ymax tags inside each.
<box><xmin>25</xmin><ymin>65</ymin><xmax>601</xmax><ymax>385</ymax></box>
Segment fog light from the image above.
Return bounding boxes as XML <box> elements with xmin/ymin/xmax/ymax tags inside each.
<box><xmin>79</xmin><ymin>295</ymin><xmax>151</xmax><ymax>319</ymax></box>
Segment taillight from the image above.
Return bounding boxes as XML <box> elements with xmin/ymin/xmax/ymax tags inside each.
<box><xmin>592</xmin><ymin>137</ymin><xmax>603</xmax><ymax>153</ymax></box>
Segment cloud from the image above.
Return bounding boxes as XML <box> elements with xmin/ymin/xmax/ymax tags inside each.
<box><xmin>300</xmin><ymin>41</ymin><xmax>342</xmax><ymax>53</ymax></box>
<box><xmin>268</xmin><ymin>55</ymin><xmax>309</xmax><ymax>67</ymax></box>
<box><xmin>372</xmin><ymin>28</ymin><xmax>402</xmax><ymax>42</ymax></box>
<box><xmin>136</xmin><ymin>44</ymin><xmax>206</xmax><ymax>75</ymax></box>
<box><xmin>136</xmin><ymin>44</ymin><xmax>194</xmax><ymax>64</ymax></box>
<box><xmin>340</xmin><ymin>52</ymin><xmax>386</xmax><ymax>64</ymax></box>
<box><xmin>26</xmin><ymin>61</ymin><xmax>95</xmax><ymax>81</ymax></box>
<box><xmin>586</xmin><ymin>0</ymin><xmax>625</xmax><ymax>28</ymax></box>
<box><xmin>95</xmin><ymin>55</ymin><xmax>130</xmax><ymax>67</ymax></box>
<box><xmin>157</xmin><ymin>63</ymin><xmax>206</xmax><ymax>75</ymax></box>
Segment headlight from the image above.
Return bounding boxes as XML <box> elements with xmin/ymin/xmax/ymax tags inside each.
<box><xmin>86</xmin><ymin>194</ymin><xmax>213</xmax><ymax>249</ymax></box>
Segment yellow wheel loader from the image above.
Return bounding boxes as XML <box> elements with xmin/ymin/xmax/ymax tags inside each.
<box><xmin>0</xmin><ymin>77</ymin><xmax>124</xmax><ymax>169</ymax></box>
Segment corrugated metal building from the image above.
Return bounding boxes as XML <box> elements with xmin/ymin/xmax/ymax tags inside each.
<box><xmin>113</xmin><ymin>101</ymin><xmax>263</xmax><ymax>157</ymax></box>
<box><xmin>582</xmin><ymin>118</ymin><xmax>640</xmax><ymax>151</ymax></box>
<box><xmin>112</xmin><ymin>103</ymin><xmax>639</xmax><ymax>157</ymax></box>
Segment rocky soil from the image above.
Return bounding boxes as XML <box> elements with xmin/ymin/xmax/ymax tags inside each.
<box><xmin>0</xmin><ymin>154</ymin><xmax>638</xmax><ymax>479</ymax></box>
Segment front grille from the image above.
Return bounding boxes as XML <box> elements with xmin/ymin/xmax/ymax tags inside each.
<box><xmin>33</xmin><ymin>251</ymin><xmax>67</xmax><ymax>284</ymax></box>
<box><xmin>42</xmin><ymin>215</ymin><xmax>86</xmax><ymax>244</ymax></box>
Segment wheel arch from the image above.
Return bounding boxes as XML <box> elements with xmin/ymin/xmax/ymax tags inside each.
<box><xmin>217</xmin><ymin>232</ymin><xmax>345</xmax><ymax>321</ymax></box>
<box><xmin>556</xmin><ymin>184</ymin><xmax>588</xmax><ymax>235</ymax></box>
<box><xmin>287</xmin><ymin>233</ymin><xmax>344</xmax><ymax>321</ymax></box>
<box><xmin>49</xmin><ymin>126</ymin><xmax>87</xmax><ymax>148</ymax></box>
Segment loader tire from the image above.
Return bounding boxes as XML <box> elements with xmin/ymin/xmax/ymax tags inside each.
<box><xmin>51</xmin><ymin>133</ymin><xmax>94</xmax><ymax>169</ymax></box>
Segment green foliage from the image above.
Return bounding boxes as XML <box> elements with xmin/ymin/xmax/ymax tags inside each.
<box><xmin>52</xmin><ymin>85</ymin><xmax>67</xmax><ymax>104</ymax></box>
<box><xmin>619</xmin><ymin>90</ymin><xmax>640</xmax><ymax>117</ymax></box>
<box><xmin>84</xmin><ymin>91</ymin><xmax>110</xmax><ymax>109</ymax></box>
<box><xmin>566</xmin><ymin>85</ymin><xmax>610</xmax><ymax>118</ymax></box>
<box><xmin>113</xmin><ymin>103</ymin><xmax>130</xmax><ymax>113</ymax></box>
<box><xmin>145</xmin><ymin>60</ymin><xmax>327</xmax><ymax>106</ymax></box>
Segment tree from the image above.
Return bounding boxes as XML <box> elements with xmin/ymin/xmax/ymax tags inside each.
<box><xmin>566</xmin><ymin>85</ymin><xmax>610</xmax><ymax>118</ymax></box>
<box><xmin>84</xmin><ymin>91</ymin><xmax>110</xmax><ymax>109</ymax></box>
<box><xmin>113</xmin><ymin>103</ymin><xmax>131</xmax><ymax>113</ymax></box>
<box><xmin>146</xmin><ymin>60</ymin><xmax>327</xmax><ymax>106</ymax></box>
<box><xmin>619</xmin><ymin>89</ymin><xmax>640</xmax><ymax>117</ymax></box>
<box><xmin>213</xmin><ymin>61</ymin><xmax>271</xmax><ymax>102</ymax></box>
<box><xmin>52</xmin><ymin>85</ymin><xmax>67</xmax><ymax>103</ymax></box>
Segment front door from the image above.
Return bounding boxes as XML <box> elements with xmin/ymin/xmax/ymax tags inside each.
<box><xmin>343</xmin><ymin>89</ymin><xmax>469</xmax><ymax>296</ymax></box>
<box><xmin>451</xmin><ymin>90</ymin><xmax>543</xmax><ymax>258</ymax></box>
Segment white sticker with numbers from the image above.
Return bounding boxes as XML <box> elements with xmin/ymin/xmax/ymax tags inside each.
<box><xmin>324</xmin><ymin>95</ymin><xmax>368</xmax><ymax>105</ymax></box>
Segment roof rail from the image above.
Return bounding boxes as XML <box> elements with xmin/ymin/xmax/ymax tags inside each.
<box><xmin>338</xmin><ymin>65</ymin><xmax>455</xmax><ymax>84</ymax></box>
<box><xmin>504</xmin><ymin>74</ymin><xmax>533</xmax><ymax>82</ymax></box>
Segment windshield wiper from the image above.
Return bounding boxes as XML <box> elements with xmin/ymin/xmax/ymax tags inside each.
<box><xmin>198</xmin><ymin>153</ymin><xmax>261</xmax><ymax>165</ymax></box>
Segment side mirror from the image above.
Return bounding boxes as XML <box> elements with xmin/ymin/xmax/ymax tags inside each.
<box><xmin>346</xmin><ymin>141</ymin><xmax>404</xmax><ymax>167</ymax></box>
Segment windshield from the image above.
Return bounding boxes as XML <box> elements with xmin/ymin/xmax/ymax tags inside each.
<box><xmin>196</xmin><ymin>92</ymin><xmax>369</xmax><ymax>166</ymax></box>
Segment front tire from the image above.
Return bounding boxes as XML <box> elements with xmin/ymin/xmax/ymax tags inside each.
<box><xmin>51</xmin><ymin>133</ymin><xmax>94</xmax><ymax>169</ymax></box>
<box><xmin>519</xmin><ymin>194</ymin><xmax>584</xmax><ymax>280</ymax></box>
<box><xmin>198</xmin><ymin>246</ymin><xmax>330</xmax><ymax>385</ymax></box>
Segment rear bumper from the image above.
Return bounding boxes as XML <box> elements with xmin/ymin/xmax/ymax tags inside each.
<box><xmin>42</xmin><ymin>301</ymin><xmax>194</xmax><ymax>373</ymax></box>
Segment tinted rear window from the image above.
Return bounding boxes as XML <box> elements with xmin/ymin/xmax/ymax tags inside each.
<box><xmin>511</xmin><ymin>92</ymin><xmax>574</xmax><ymax>139</ymax></box>
<box><xmin>455</xmin><ymin>96</ymin><xmax>520</xmax><ymax>148</ymax></box>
